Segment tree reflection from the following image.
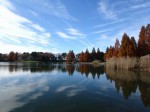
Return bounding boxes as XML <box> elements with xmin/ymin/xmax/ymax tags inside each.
<box><xmin>106</xmin><ymin>69</ymin><xmax>150</xmax><ymax>106</ymax></box>
<box><xmin>7</xmin><ymin>62</ymin><xmax>62</xmax><ymax>73</ymax></box>
<box><xmin>7</xmin><ymin>63</ymin><xmax>105</xmax><ymax>79</ymax></box>
<box><xmin>76</xmin><ymin>64</ymin><xmax>104</xmax><ymax>79</ymax></box>
<box><xmin>139</xmin><ymin>71</ymin><xmax>150</xmax><ymax>107</ymax></box>
<box><xmin>66</xmin><ymin>64</ymin><xmax>75</xmax><ymax>75</ymax></box>
<box><xmin>8</xmin><ymin>63</ymin><xmax>22</xmax><ymax>72</ymax></box>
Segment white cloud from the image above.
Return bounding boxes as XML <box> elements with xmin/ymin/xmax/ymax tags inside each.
<box><xmin>0</xmin><ymin>0</ymin><xmax>59</xmax><ymax>53</ymax></box>
<box><xmin>67</xmin><ymin>88</ymin><xmax>85</xmax><ymax>97</ymax></box>
<box><xmin>94</xmin><ymin>18</ymin><xmax>128</xmax><ymax>28</ymax></box>
<box><xmin>130</xmin><ymin>1</ymin><xmax>150</xmax><ymax>9</ymax></box>
<box><xmin>79</xmin><ymin>38</ymin><xmax>94</xmax><ymax>49</ymax></box>
<box><xmin>0</xmin><ymin>5</ymin><xmax>50</xmax><ymax>41</ymax></box>
<box><xmin>28</xmin><ymin>10</ymin><xmax>38</xmax><ymax>17</ymax></box>
<box><xmin>56</xmin><ymin>28</ymin><xmax>93</xmax><ymax>50</ymax></box>
<box><xmin>56</xmin><ymin>32</ymin><xmax>76</xmax><ymax>40</ymax></box>
<box><xmin>93</xmin><ymin>28</ymin><xmax>114</xmax><ymax>34</ymax></box>
<box><xmin>56</xmin><ymin>84</ymin><xmax>85</xmax><ymax>97</ymax></box>
<box><xmin>98</xmin><ymin>1</ymin><xmax>117</xmax><ymax>19</ymax></box>
<box><xmin>0</xmin><ymin>0</ymin><xmax>15</xmax><ymax>11</ymax></box>
<box><xmin>56</xmin><ymin>28</ymin><xmax>85</xmax><ymax>40</ymax></box>
<box><xmin>0</xmin><ymin>75</ymin><xmax>51</xmax><ymax>112</ymax></box>
<box><xmin>96</xmin><ymin>34</ymin><xmax>114</xmax><ymax>51</ymax></box>
<box><xmin>67</xmin><ymin>28</ymin><xmax>86</xmax><ymax>37</ymax></box>
<box><xmin>56</xmin><ymin>85</ymin><xmax>76</xmax><ymax>92</ymax></box>
<box><xmin>0</xmin><ymin>42</ymin><xmax>50</xmax><ymax>53</ymax></box>
<box><xmin>31</xmin><ymin>24</ymin><xmax>46</xmax><ymax>33</ymax></box>
<box><xmin>54</xmin><ymin>2</ymin><xmax>77</xmax><ymax>21</ymax></box>
<box><xmin>30</xmin><ymin>0</ymin><xmax>77</xmax><ymax>21</ymax></box>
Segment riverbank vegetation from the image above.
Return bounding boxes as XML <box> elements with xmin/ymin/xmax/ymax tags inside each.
<box><xmin>0</xmin><ymin>47</ymin><xmax>105</xmax><ymax>63</ymax></box>
<box><xmin>105</xmin><ymin>24</ymin><xmax>150</xmax><ymax>70</ymax></box>
<box><xmin>0</xmin><ymin>51</ymin><xmax>67</xmax><ymax>62</ymax></box>
<box><xmin>65</xmin><ymin>48</ymin><xmax>104</xmax><ymax>63</ymax></box>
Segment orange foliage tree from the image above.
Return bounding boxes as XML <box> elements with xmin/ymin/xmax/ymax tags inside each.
<box><xmin>8</xmin><ymin>51</ymin><xmax>18</xmax><ymax>62</ymax></box>
<box><xmin>79</xmin><ymin>51</ymin><xmax>84</xmax><ymax>62</ymax></box>
<box><xmin>113</xmin><ymin>38</ymin><xmax>120</xmax><ymax>57</ymax></box>
<box><xmin>66</xmin><ymin>50</ymin><xmax>75</xmax><ymax>62</ymax></box>
<box><xmin>145</xmin><ymin>24</ymin><xmax>150</xmax><ymax>53</ymax></box>
<box><xmin>83</xmin><ymin>49</ymin><xmax>90</xmax><ymax>62</ymax></box>
<box><xmin>138</xmin><ymin>26</ymin><xmax>149</xmax><ymax>56</ymax></box>
<box><xmin>105</xmin><ymin>24</ymin><xmax>150</xmax><ymax>60</ymax></box>
<box><xmin>119</xmin><ymin>33</ymin><xmax>130</xmax><ymax>57</ymax></box>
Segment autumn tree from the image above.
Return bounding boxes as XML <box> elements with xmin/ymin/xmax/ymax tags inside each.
<box><xmin>107</xmin><ymin>46</ymin><xmax>114</xmax><ymax>59</ymax></box>
<box><xmin>129</xmin><ymin>36</ymin><xmax>137</xmax><ymax>56</ymax></box>
<box><xmin>119</xmin><ymin>33</ymin><xmax>130</xmax><ymax>57</ymax></box>
<box><xmin>66</xmin><ymin>50</ymin><xmax>75</xmax><ymax>62</ymax></box>
<box><xmin>145</xmin><ymin>24</ymin><xmax>150</xmax><ymax>53</ymax></box>
<box><xmin>66</xmin><ymin>64</ymin><xmax>75</xmax><ymax>75</ymax></box>
<box><xmin>138</xmin><ymin>26</ymin><xmax>148</xmax><ymax>56</ymax></box>
<box><xmin>104</xmin><ymin>47</ymin><xmax>109</xmax><ymax>60</ymax></box>
<box><xmin>8</xmin><ymin>51</ymin><xmax>15</xmax><ymax>61</ymax></box>
<box><xmin>79</xmin><ymin>51</ymin><xmax>84</xmax><ymax>62</ymax></box>
<box><xmin>126</xmin><ymin>39</ymin><xmax>136</xmax><ymax>57</ymax></box>
<box><xmin>113</xmin><ymin>38</ymin><xmax>120</xmax><ymax>57</ymax></box>
<box><xmin>104</xmin><ymin>46</ymin><xmax>114</xmax><ymax>60</ymax></box>
<box><xmin>83</xmin><ymin>49</ymin><xmax>90</xmax><ymax>62</ymax></box>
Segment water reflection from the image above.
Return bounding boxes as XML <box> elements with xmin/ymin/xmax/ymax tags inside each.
<box><xmin>76</xmin><ymin>64</ymin><xmax>105</xmax><ymax>79</ymax></box>
<box><xmin>106</xmin><ymin>70</ymin><xmax>150</xmax><ymax>107</ymax></box>
<box><xmin>0</xmin><ymin>63</ymin><xmax>105</xmax><ymax>79</ymax></box>
<box><xmin>0</xmin><ymin>74</ymin><xmax>51</xmax><ymax>112</ymax></box>
<box><xmin>66</xmin><ymin>64</ymin><xmax>75</xmax><ymax>75</ymax></box>
<box><xmin>0</xmin><ymin>62</ymin><xmax>150</xmax><ymax>112</ymax></box>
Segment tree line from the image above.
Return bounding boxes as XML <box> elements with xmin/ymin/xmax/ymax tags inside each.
<box><xmin>66</xmin><ymin>48</ymin><xmax>104</xmax><ymax>62</ymax></box>
<box><xmin>0</xmin><ymin>51</ymin><xmax>67</xmax><ymax>62</ymax></box>
<box><xmin>104</xmin><ymin>24</ymin><xmax>150</xmax><ymax>60</ymax></box>
<box><xmin>0</xmin><ymin>48</ymin><xmax>104</xmax><ymax>63</ymax></box>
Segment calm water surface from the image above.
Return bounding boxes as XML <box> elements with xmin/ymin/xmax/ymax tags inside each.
<box><xmin>0</xmin><ymin>62</ymin><xmax>150</xmax><ymax>112</ymax></box>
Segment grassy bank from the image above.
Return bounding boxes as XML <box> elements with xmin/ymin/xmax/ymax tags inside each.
<box><xmin>106</xmin><ymin>56</ymin><xmax>150</xmax><ymax>71</ymax></box>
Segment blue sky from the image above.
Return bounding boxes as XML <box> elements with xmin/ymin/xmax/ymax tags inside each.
<box><xmin>0</xmin><ymin>0</ymin><xmax>150</xmax><ymax>54</ymax></box>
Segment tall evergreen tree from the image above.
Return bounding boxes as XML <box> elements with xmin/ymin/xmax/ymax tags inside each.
<box><xmin>91</xmin><ymin>47</ymin><xmax>96</xmax><ymax>61</ymax></box>
<box><xmin>96</xmin><ymin>48</ymin><xmax>101</xmax><ymax>60</ymax></box>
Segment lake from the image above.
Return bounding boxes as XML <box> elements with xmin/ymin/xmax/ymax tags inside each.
<box><xmin>0</xmin><ymin>62</ymin><xmax>150</xmax><ymax>112</ymax></box>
